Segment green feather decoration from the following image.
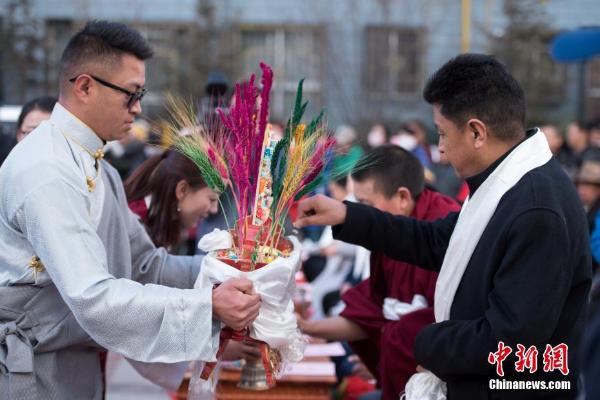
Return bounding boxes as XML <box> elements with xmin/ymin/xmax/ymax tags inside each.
<box><xmin>173</xmin><ymin>137</ymin><xmax>226</xmax><ymax>193</ymax></box>
<box><xmin>305</xmin><ymin>109</ymin><xmax>324</xmax><ymax>137</ymax></box>
<box><xmin>159</xmin><ymin>94</ymin><xmax>227</xmax><ymax>194</ymax></box>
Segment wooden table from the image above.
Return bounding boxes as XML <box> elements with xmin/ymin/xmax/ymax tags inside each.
<box><xmin>177</xmin><ymin>357</ymin><xmax>336</xmax><ymax>400</ymax></box>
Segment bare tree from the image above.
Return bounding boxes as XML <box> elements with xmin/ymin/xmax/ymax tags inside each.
<box><xmin>137</xmin><ymin>0</ymin><xmax>236</xmax><ymax>120</ymax></box>
<box><xmin>0</xmin><ymin>0</ymin><xmax>46</xmax><ymax>103</ymax></box>
<box><xmin>492</xmin><ymin>0</ymin><xmax>566</xmax><ymax>125</ymax></box>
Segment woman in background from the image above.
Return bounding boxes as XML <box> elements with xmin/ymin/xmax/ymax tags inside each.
<box><xmin>16</xmin><ymin>96</ymin><xmax>57</xmax><ymax>142</ymax></box>
<box><xmin>125</xmin><ymin>148</ymin><xmax>220</xmax><ymax>252</ymax></box>
<box><xmin>1</xmin><ymin>96</ymin><xmax>56</xmax><ymax>167</ymax></box>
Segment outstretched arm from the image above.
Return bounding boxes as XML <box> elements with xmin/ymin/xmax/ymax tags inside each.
<box><xmin>297</xmin><ymin>315</ymin><xmax>368</xmax><ymax>342</ymax></box>
<box><xmin>295</xmin><ymin>195</ymin><xmax>458</xmax><ymax>271</ymax></box>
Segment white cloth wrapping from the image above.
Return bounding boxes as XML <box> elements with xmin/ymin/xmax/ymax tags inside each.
<box><xmin>403</xmin><ymin>130</ymin><xmax>552</xmax><ymax>400</ymax></box>
<box><xmin>195</xmin><ymin>229</ymin><xmax>306</xmax><ymax>365</ymax></box>
<box><xmin>383</xmin><ymin>294</ymin><xmax>428</xmax><ymax>321</ymax></box>
<box><xmin>198</xmin><ymin>229</ymin><xmax>233</xmax><ymax>252</ymax></box>
<box><xmin>402</xmin><ymin>371</ymin><xmax>447</xmax><ymax>400</ymax></box>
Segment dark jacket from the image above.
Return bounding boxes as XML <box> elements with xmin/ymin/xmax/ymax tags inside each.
<box><xmin>333</xmin><ymin>142</ymin><xmax>591</xmax><ymax>399</ymax></box>
<box><xmin>340</xmin><ymin>189</ymin><xmax>460</xmax><ymax>400</ymax></box>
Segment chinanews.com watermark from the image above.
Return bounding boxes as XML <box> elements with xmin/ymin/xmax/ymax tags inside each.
<box><xmin>489</xmin><ymin>379</ymin><xmax>571</xmax><ymax>390</ymax></box>
<box><xmin>487</xmin><ymin>341</ymin><xmax>571</xmax><ymax>391</ymax></box>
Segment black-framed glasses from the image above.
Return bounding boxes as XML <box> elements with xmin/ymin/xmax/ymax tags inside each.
<box><xmin>69</xmin><ymin>74</ymin><xmax>146</xmax><ymax>109</ymax></box>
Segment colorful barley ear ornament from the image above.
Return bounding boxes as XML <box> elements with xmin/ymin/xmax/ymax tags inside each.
<box><xmin>159</xmin><ymin>62</ymin><xmax>333</xmax><ymax>398</ymax></box>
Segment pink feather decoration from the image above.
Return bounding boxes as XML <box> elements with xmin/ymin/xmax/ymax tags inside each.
<box><xmin>218</xmin><ymin>74</ymin><xmax>265</xmax><ymax>244</ymax></box>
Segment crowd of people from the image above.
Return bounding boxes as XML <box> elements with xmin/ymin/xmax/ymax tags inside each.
<box><xmin>0</xmin><ymin>19</ymin><xmax>599</xmax><ymax>400</ymax></box>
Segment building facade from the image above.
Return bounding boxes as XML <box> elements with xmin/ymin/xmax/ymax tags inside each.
<box><xmin>1</xmin><ymin>0</ymin><xmax>599</xmax><ymax>133</ymax></box>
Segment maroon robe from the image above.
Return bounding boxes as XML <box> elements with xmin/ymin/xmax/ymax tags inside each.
<box><xmin>340</xmin><ymin>189</ymin><xmax>460</xmax><ymax>400</ymax></box>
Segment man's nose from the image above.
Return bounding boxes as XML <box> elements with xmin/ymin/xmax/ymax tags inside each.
<box><xmin>130</xmin><ymin>99</ymin><xmax>142</xmax><ymax>115</ymax></box>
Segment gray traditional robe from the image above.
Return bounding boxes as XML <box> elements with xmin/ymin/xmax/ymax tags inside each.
<box><xmin>0</xmin><ymin>104</ymin><xmax>219</xmax><ymax>399</ymax></box>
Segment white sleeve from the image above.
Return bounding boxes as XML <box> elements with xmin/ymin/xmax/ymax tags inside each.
<box><xmin>17</xmin><ymin>178</ymin><xmax>219</xmax><ymax>363</ymax></box>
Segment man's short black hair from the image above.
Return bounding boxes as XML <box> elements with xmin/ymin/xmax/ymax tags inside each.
<box><xmin>351</xmin><ymin>145</ymin><xmax>424</xmax><ymax>199</ymax></box>
<box><xmin>59</xmin><ymin>20</ymin><xmax>153</xmax><ymax>84</ymax></box>
<box><xmin>423</xmin><ymin>53</ymin><xmax>525</xmax><ymax>142</ymax></box>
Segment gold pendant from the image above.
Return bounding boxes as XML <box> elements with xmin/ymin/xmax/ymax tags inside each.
<box><xmin>29</xmin><ymin>256</ymin><xmax>45</xmax><ymax>280</ymax></box>
<box><xmin>86</xmin><ymin>176</ymin><xmax>95</xmax><ymax>192</ymax></box>
<box><xmin>29</xmin><ymin>256</ymin><xmax>44</xmax><ymax>272</ymax></box>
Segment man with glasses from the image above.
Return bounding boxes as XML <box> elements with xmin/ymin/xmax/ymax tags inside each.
<box><xmin>68</xmin><ymin>75</ymin><xmax>146</xmax><ymax>110</ymax></box>
<box><xmin>0</xmin><ymin>20</ymin><xmax>260</xmax><ymax>400</ymax></box>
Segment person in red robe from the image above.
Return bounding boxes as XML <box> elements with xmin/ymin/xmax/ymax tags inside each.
<box><xmin>299</xmin><ymin>145</ymin><xmax>460</xmax><ymax>400</ymax></box>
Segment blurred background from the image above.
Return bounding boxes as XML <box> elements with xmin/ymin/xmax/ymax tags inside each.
<box><xmin>0</xmin><ymin>0</ymin><xmax>599</xmax><ymax>135</ymax></box>
<box><xmin>3</xmin><ymin>2</ymin><xmax>600</xmax><ymax>399</ymax></box>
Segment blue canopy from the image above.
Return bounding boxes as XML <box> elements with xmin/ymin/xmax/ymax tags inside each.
<box><xmin>551</xmin><ymin>27</ymin><xmax>600</xmax><ymax>62</ymax></box>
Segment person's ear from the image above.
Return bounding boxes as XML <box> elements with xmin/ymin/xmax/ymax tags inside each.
<box><xmin>175</xmin><ymin>180</ymin><xmax>189</xmax><ymax>201</ymax></box>
<box><xmin>394</xmin><ymin>187</ymin><xmax>413</xmax><ymax>215</ymax></box>
<box><xmin>467</xmin><ymin>119</ymin><xmax>488</xmax><ymax>149</ymax></box>
<box><xmin>71</xmin><ymin>75</ymin><xmax>94</xmax><ymax>104</ymax></box>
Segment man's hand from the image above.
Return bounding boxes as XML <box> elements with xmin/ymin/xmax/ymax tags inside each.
<box><xmin>416</xmin><ymin>365</ymin><xmax>429</xmax><ymax>373</ymax></box>
<box><xmin>212</xmin><ymin>278</ymin><xmax>261</xmax><ymax>331</ymax></box>
<box><xmin>221</xmin><ymin>340</ymin><xmax>261</xmax><ymax>361</ymax></box>
<box><xmin>295</xmin><ymin>313</ymin><xmax>314</xmax><ymax>335</ymax></box>
<box><xmin>293</xmin><ymin>194</ymin><xmax>347</xmax><ymax>229</ymax></box>
<box><xmin>340</xmin><ymin>282</ymin><xmax>352</xmax><ymax>295</ymax></box>
<box><xmin>320</xmin><ymin>244</ymin><xmax>338</xmax><ymax>257</ymax></box>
